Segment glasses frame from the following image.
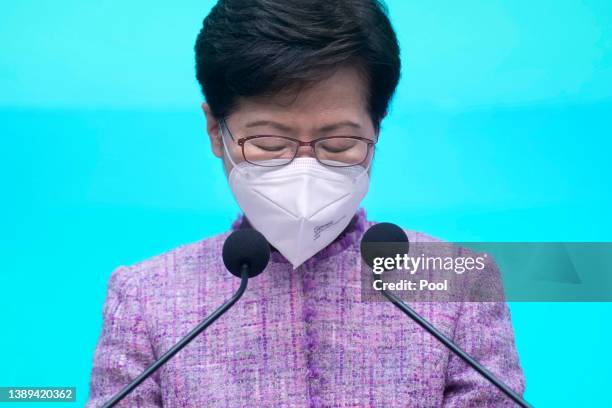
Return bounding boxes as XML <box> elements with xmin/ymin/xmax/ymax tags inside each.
<box><xmin>220</xmin><ymin>117</ymin><xmax>377</xmax><ymax>168</ymax></box>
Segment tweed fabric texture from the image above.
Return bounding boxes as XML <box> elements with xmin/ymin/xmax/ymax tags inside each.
<box><xmin>86</xmin><ymin>208</ymin><xmax>525</xmax><ymax>407</ymax></box>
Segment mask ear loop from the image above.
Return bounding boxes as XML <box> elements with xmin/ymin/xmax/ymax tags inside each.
<box><xmin>351</xmin><ymin>143</ymin><xmax>374</xmax><ymax>182</ymax></box>
<box><xmin>219</xmin><ymin>119</ymin><xmax>242</xmax><ymax>172</ymax></box>
<box><xmin>220</xmin><ymin>119</ymin><xmax>280</xmax><ymax>176</ymax></box>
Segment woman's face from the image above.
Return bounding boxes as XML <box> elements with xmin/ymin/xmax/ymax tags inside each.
<box><xmin>202</xmin><ymin>66</ymin><xmax>378</xmax><ymax>176</ymax></box>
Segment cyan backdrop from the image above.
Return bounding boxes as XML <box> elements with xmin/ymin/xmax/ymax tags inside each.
<box><xmin>1</xmin><ymin>0</ymin><xmax>611</xmax><ymax>406</ymax></box>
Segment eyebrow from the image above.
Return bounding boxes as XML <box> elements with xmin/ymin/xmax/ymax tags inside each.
<box><xmin>319</xmin><ymin>121</ymin><xmax>362</xmax><ymax>132</ymax></box>
<box><xmin>244</xmin><ymin>120</ymin><xmax>292</xmax><ymax>132</ymax></box>
<box><xmin>244</xmin><ymin>120</ymin><xmax>362</xmax><ymax>133</ymax></box>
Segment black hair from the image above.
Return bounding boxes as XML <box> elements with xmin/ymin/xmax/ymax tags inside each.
<box><xmin>195</xmin><ymin>0</ymin><xmax>400</xmax><ymax>132</ymax></box>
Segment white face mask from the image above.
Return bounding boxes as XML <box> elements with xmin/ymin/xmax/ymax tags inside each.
<box><xmin>221</xmin><ymin>129</ymin><xmax>371</xmax><ymax>269</ymax></box>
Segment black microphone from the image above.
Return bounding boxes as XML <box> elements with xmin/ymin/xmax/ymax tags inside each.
<box><xmin>102</xmin><ymin>228</ymin><xmax>270</xmax><ymax>408</ymax></box>
<box><xmin>360</xmin><ymin>223</ymin><xmax>533</xmax><ymax>408</ymax></box>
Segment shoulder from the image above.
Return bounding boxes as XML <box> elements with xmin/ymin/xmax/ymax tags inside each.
<box><xmin>365</xmin><ymin>218</ymin><xmax>502</xmax><ymax>300</ymax></box>
<box><xmin>107</xmin><ymin>230</ymin><xmax>233</xmax><ymax>294</ymax></box>
<box><xmin>367</xmin><ymin>218</ymin><xmax>495</xmax><ymax>261</ymax></box>
<box><xmin>363</xmin><ymin>217</ymin><xmax>446</xmax><ymax>244</ymax></box>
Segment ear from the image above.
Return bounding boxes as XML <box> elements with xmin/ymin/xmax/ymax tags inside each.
<box><xmin>201</xmin><ymin>102</ymin><xmax>223</xmax><ymax>158</ymax></box>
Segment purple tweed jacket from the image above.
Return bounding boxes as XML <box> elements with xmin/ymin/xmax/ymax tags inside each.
<box><xmin>86</xmin><ymin>208</ymin><xmax>525</xmax><ymax>407</ymax></box>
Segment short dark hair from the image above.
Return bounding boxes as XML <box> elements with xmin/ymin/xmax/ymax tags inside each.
<box><xmin>194</xmin><ymin>0</ymin><xmax>400</xmax><ymax>132</ymax></box>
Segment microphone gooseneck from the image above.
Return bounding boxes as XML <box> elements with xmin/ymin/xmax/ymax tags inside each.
<box><xmin>360</xmin><ymin>223</ymin><xmax>533</xmax><ymax>408</ymax></box>
<box><xmin>102</xmin><ymin>228</ymin><xmax>270</xmax><ymax>408</ymax></box>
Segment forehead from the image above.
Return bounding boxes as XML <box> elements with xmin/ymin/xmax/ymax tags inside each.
<box><xmin>230</xmin><ymin>66</ymin><xmax>371</xmax><ymax>130</ymax></box>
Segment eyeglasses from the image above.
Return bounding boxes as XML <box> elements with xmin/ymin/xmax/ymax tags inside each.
<box><xmin>220</xmin><ymin>118</ymin><xmax>377</xmax><ymax>168</ymax></box>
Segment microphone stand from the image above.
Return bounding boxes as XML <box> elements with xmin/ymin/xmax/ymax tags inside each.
<box><xmin>380</xmin><ymin>287</ymin><xmax>533</xmax><ymax>408</ymax></box>
<box><xmin>102</xmin><ymin>264</ymin><xmax>250</xmax><ymax>408</ymax></box>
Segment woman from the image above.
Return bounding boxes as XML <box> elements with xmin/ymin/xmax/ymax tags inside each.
<box><xmin>86</xmin><ymin>1</ymin><xmax>525</xmax><ymax>406</ymax></box>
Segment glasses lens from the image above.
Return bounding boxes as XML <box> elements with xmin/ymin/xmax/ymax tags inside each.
<box><xmin>243</xmin><ymin>136</ymin><xmax>298</xmax><ymax>167</ymax></box>
<box><xmin>315</xmin><ymin>138</ymin><xmax>371</xmax><ymax>167</ymax></box>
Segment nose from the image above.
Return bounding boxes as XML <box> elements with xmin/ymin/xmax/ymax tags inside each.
<box><xmin>294</xmin><ymin>144</ymin><xmax>315</xmax><ymax>158</ymax></box>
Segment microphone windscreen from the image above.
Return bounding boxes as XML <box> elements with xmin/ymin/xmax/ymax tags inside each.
<box><xmin>223</xmin><ymin>229</ymin><xmax>271</xmax><ymax>278</ymax></box>
<box><xmin>360</xmin><ymin>222</ymin><xmax>409</xmax><ymax>268</ymax></box>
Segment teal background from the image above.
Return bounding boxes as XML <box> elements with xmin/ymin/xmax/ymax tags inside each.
<box><xmin>1</xmin><ymin>0</ymin><xmax>611</xmax><ymax>406</ymax></box>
